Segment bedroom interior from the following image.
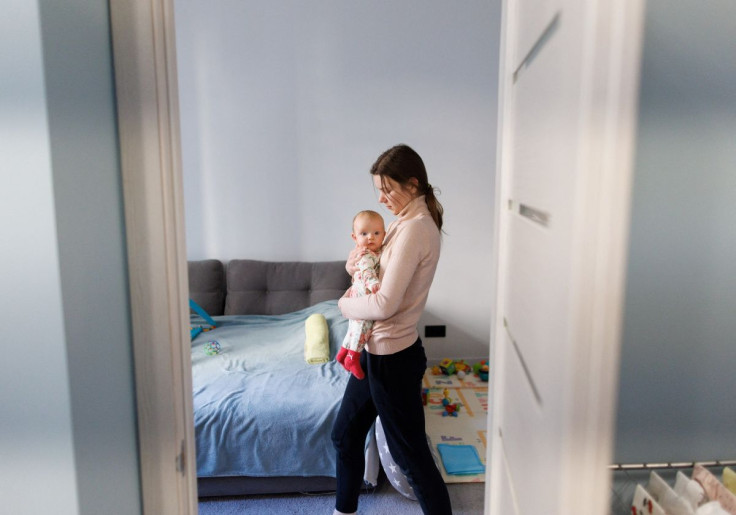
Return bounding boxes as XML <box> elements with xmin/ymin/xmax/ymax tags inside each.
<box><xmin>174</xmin><ymin>0</ymin><xmax>501</xmax><ymax>508</ymax></box>
<box><xmin>146</xmin><ymin>0</ymin><xmax>736</xmax><ymax>512</ymax></box>
<box><xmin>4</xmin><ymin>0</ymin><xmax>733</xmax><ymax>514</ymax></box>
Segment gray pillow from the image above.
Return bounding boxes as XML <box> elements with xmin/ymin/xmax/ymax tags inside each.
<box><xmin>188</xmin><ymin>260</ymin><xmax>226</xmax><ymax>316</ymax></box>
<box><xmin>375</xmin><ymin>416</ymin><xmax>417</xmax><ymax>500</ymax></box>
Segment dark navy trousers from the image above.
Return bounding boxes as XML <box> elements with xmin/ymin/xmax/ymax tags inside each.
<box><xmin>331</xmin><ymin>338</ymin><xmax>452</xmax><ymax>514</ymax></box>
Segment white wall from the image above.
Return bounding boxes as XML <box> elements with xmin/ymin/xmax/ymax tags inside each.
<box><xmin>615</xmin><ymin>0</ymin><xmax>736</xmax><ymax>462</ymax></box>
<box><xmin>0</xmin><ymin>3</ymin><xmax>79</xmax><ymax>513</ymax></box>
<box><xmin>175</xmin><ymin>0</ymin><xmax>501</xmax><ymax>360</ymax></box>
<box><xmin>38</xmin><ymin>0</ymin><xmax>142</xmax><ymax>512</ymax></box>
<box><xmin>0</xmin><ymin>2</ymin><xmax>141</xmax><ymax>514</ymax></box>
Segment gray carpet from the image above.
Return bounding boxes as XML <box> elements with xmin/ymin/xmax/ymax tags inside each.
<box><xmin>198</xmin><ymin>479</ymin><xmax>485</xmax><ymax>514</ymax></box>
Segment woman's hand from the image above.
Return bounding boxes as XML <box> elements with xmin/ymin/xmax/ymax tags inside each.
<box><xmin>346</xmin><ymin>245</ymin><xmax>368</xmax><ymax>276</ymax></box>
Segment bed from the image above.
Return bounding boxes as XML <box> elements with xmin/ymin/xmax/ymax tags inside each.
<box><xmin>188</xmin><ymin>259</ymin><xmax>379</xmax><ymax>497</ymax></box>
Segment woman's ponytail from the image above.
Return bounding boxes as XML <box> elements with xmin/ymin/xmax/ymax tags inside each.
<box><xmin>424</xmin><ymin>184</ymin><xmax>444</xmax><ymax>232</ymax></box>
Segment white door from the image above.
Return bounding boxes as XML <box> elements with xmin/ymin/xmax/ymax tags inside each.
<box><xmin>486</xmin><ymin>1</ymin><xmax>645</xmax><ymax>514</ymax></box>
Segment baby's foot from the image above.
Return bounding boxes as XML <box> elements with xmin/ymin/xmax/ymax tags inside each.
<box><xmin>336</xmin><ymin>347</ymin><xmax>348</xmax><ymax>365</ymax></box>
<box><xmin>344</xmin><ymin>350</ymin><xmax>365</xmax><ymax>380</ymax></box>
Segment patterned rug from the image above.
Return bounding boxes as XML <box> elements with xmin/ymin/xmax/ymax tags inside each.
<box><xmin>423</xmin><ymin>368</ymin><xmax>489</xmax><ymax>484</ymax></box>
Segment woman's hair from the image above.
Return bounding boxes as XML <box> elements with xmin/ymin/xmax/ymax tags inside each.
<box><xmin>370</xmin><ymin>144</ymin><xmax>444</xmax><ymax>231</ymax></box>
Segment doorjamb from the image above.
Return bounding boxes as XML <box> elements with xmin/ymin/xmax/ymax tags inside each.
<box><xmin>109</xmin><ymin>1</ymin><xmax>197</xmax><ymax>513</ymax></box>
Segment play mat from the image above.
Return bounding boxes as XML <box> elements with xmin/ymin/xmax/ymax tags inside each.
<box><xmin>423</xmin><ymin>367</ymin><xmax>489</xmax><ymax>484</ymax></box>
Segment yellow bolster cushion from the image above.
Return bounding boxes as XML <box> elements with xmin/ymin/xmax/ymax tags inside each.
<box><xmin>304</xmin><ymin>313</ymin><xmax>330</xmax><ymax>364</ymax></box>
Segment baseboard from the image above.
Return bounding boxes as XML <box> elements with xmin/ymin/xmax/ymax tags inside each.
<box><xmin>426</xmin><ymin>356</ymin><xmax>489</xmax><ymax>368</ymax></box>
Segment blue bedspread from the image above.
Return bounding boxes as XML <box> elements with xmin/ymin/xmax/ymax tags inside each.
<box><xmin>191</xmin><ymin>300</ymin><xmax>349</xmax><ymax>478</ymax></box>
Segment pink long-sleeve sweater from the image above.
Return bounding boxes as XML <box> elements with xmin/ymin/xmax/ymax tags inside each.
<box><xmin>338</xmin><ymin>195</ymin><xmax>441</xmax><ymax>355</ymax></box>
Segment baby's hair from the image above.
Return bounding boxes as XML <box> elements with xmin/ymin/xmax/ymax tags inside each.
<box><xmin>352</xmin><ymin>210</ymin><xmax>385</xmax><ymax>230</ymax></box>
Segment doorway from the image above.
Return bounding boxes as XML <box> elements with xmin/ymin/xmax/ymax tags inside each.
<box><xmin>108</xmin><ymin>1</ymin><xmax>645</xmax><ymax>513</ymax></box>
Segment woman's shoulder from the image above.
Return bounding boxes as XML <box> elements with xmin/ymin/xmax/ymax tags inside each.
<box><xmin>401</xmin><ymin>213</ymin><xmax>439</xmax><ymax>234</ymax></box>
<box><xmin>394</xmin><ymin>215</ymin><xmax>440</xmax><ymax>247</ymax></box>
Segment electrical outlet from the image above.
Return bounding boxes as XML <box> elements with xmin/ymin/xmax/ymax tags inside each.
<box><xmin>424</xmin><ymin>325</ymin><xmax>446</xmax><ymax>338</ymax></box>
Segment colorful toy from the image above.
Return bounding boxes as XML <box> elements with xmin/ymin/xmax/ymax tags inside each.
<box><xmin>204</xmin><ymin>340</ymin><xmax>221</xmax><ymax>355</ymax></box>
<box><xmin>454</xmin><ymin>360</ymin><xmax>471</xmax><ymax>379</ymax></box>
<box><xmin>441</xmin><ymin>388</ymin><xmax>462</xmax><ymax>417</ymax></box>
<box><xmin>190</xmin><ymin>298</ymin><xmax>217</xmax><ymax>340</ymax></box>
<box><xmin>438</xmin><ymin>358</ymin><xmax>456</xmax><ymax>376</ymax></box>
<box><xmin>454</xmin><ymin>360</ymin><xmax>471</xmax><ymax>374</ymax></box>
<box><xmin>479</xmin><ymin>364</ymin><xmax>489</xmax><ymax>382</ymax></box>
<box><xmin>191</xmin><ymin>324</ymin><xmax>214</xmax><ymax>339</ymax></box>
<box><xmin>421</xmin><ymin>387</ymin><xmax>429</xmax><ymax>406</ymax></box>
<box><xmin>472</xmin><ymin>360</ymin><xmax>487</xmax><ymax>375</ymax></box>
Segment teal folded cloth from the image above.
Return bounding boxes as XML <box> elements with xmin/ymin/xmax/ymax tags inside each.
<box><xmin>436</xmin><ymin>444</ymin><xmax>486</xmax><ymax>475</ymax></box>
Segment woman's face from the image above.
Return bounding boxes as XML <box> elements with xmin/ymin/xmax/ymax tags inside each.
<box><xmin>373</xmin><ymin>175</ymin><xmax>417</xmax><ymax>215</ymax></box>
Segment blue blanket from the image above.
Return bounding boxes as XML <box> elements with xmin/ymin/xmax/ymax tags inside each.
<box><xmin>192</xmin><ymin>300</ymin><xmax>349</xmax><ymax>478</ymax></box>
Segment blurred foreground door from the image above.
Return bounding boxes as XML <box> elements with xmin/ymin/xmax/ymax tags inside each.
<box><xmin>486</xmin><ymin>1</ymin><xmax>645</xmax><ymax>513</ymax></box>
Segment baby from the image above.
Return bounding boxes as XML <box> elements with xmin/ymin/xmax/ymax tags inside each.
<box><xmin>336</xmin><ymin>210</ymin><xmax>386</xmax><ymax>379</ymax></box>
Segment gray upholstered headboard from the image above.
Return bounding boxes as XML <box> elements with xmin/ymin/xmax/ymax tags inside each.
<box><xmin>187</xmin><ymin>259</ymin><xmax>350</xmax><ymax>316</ymax></box>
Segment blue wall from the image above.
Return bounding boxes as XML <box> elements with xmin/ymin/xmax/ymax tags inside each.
<box><xmin>615</xmin><ymin>0</ymin><xmax>736</xmax><ymax>463</ymax></box>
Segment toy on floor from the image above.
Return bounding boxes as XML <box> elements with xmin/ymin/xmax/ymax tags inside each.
<box><xmin>454</xmin><ymin>360</ymin><xmax>471</xmax><ymax>379</ymax></box>
<box><xmin>433</xmin><ymin>358</ymin><xmax>490</xmax><ymax>381</ymax></box>
<box><xmin>436</xmin><ymin>358</ymin><xmax>470</xmax><ymax>375</ymax></box>
<box><xmin>473</xmin><ymin>360</ymin><xmax>490</xmax><ymax>381</ymax></box>
<box><xmin>454</xmin><ymin>360</ymin><xmax>471</xmax><ymax>374</ymax></box>
<box><xmin>438</xmin><ymin>358</ymin><xmax>456</xmax><ymax>375</ymax></box>
<box><xmin>441</xmin><ymin>389</ymin><xmax>462</xmax><ymax>417</ymax></box>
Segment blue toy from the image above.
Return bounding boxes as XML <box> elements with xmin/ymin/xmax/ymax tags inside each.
<box><xmin>190</xmin><ymin>298</ymin><xmax>217</xmax><ymax>340</ymax></box>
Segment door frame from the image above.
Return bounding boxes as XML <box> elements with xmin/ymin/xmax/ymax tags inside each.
<box><xmin>109</xmin><ymin>1</ymin><xmax>197</xmax><ymax>513</ymax></box>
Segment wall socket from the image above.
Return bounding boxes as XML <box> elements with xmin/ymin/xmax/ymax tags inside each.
<box><xmin>424</xmin><ymin>325</ymin><xmax>446</xmax><ymax>338</ymax></box>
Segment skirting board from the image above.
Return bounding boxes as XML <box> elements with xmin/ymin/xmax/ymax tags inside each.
<box><xmin>197</xmin><ymin>476</ymin><xmax>337</xmax><ymax>497</ymax></box>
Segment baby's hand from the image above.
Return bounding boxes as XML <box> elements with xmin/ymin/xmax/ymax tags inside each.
<box><xmin>347</xmin><ymin>246</ymin><xmax>369</xmax><ymax>274</ymax></box>
<box><xmin>370</xmin><ymin>282</ymin><xmax>380</xmax><ymax>294</ymax></box>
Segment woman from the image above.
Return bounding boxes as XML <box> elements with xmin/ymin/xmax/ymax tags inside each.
<box><xmin>332</xmin><ymin>144</ymin><xmax>452</xmax><ymax>514</ymax></box>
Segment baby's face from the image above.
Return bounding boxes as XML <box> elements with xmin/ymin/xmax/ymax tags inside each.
<box><xmin>352</xmin><ymin>215</ymin><xmax>385</xmax><ymax>252</ymax></box>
